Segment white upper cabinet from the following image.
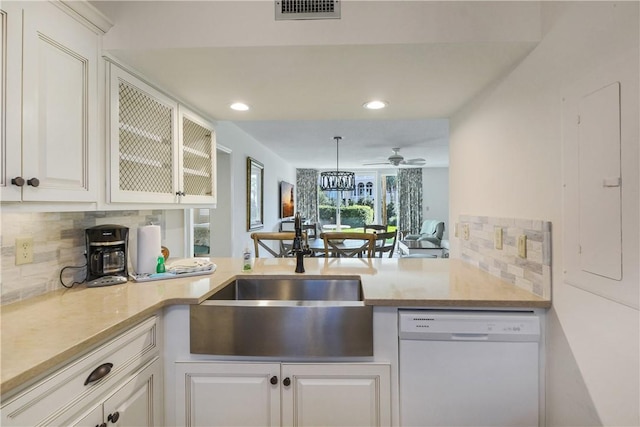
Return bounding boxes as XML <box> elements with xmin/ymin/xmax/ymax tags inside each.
<box><xmin>1</xmin><ymin>1</ymin><xmax>99</xmax><ymax>203</ymax></box>
<box><xmin>179</xmin><ymin>106</ymin><xmax>217</xmax><ymax>204</ymax></box>
<box><xmin>108</xmin><ymin>63</ymin><xmax>216</xmax><ymax>205</ymax></box>
<box><xmin>108</xmin><ymin>64</ymin><xmax>179</xmax><ymax>204</ymax></box>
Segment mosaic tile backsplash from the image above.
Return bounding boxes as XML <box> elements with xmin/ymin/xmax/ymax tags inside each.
<box><xmin>458</xmin><ymin>215</ymin><xmax>551</xmax><ymax>298</ymax></box>
<box><xmin>0</xmin><ymin>210</ymin><xmax>165</xmax><ymax>305</ymax></box>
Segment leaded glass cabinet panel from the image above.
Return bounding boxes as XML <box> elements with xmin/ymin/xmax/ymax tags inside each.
<box><xmin>109</xmin><ymin>64</ymin><xmax>179</xmax><ymax>203</ymax></box>
<box><xmin>179</xmin><ymin>106</ymin><xmax>216</xmax><ymax>204</ymax></box>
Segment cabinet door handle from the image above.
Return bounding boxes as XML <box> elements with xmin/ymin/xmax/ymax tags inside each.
<box><xmin>270</xmin><ymin>376</ymin><xmax>278</xmax><ymax>385</ymax></box>
<box><xmin>11</xmin><ymin>177</ymin><xmax>25</xmax><ymax>187</ymax></box>
<box><xmin>84</xmin><ymin>362</ymin><xmax>114</xmax><ymax>385</ymax></box>
<box><xmin>107</xmin><ymin>412</ymin><xmax>120</xmax><ymax>423</ymax></box>
<box><xmin>175</xmin><ymin>191</ymin><xmax>186</xmax><ymax>196</ymax></box>
<box><xmin>283</xmin><ymin>377</ymin><xmax>291</xmax><ymax>387</ymax></box>
<box><xmin>27</xmin><ymin>177</ymin><xmax>40</xmax><ymax>187</ymax></box>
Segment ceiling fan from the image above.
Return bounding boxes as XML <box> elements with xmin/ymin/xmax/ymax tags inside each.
<box><xmin>363</xmin><ymin>148</ymin><xmax>426</xmax><ymax>167</ymax></box>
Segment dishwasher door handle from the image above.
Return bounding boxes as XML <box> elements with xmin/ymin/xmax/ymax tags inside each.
<box><xmin>451</xmin><ymin>333</ymin><xmax>489</xmax><ymax>341</ymax></box>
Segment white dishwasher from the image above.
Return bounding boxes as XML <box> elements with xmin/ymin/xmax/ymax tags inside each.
<box><xmin>399</xmin><ymin>310</ymin><xmax>540</xmax><ymax>427</ymax></box>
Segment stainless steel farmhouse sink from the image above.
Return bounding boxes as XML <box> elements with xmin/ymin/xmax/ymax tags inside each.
<box><xmin>190</xmin><ymin>276</ymin><xmax>373</xmax><ymax>357</ymax></box>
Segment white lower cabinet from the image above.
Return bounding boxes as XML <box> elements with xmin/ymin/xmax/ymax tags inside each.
<box><xmin>175</xmin><ymin>362</ymin><xmax>280</xmax><ymax>427</ymax></box>
<box><xmin>175</xmin><ymin>361</ymin><xmax>391</xmax><ymax>427</ymax></box>
<box><xmin>0</xmin><ymin>316</ymin><xmax>162</xmax><ymax>427</ymax></box>
<box><xmin>66</xmin><ymin>358</ymin><xmax>162</xmax><ymax>427</ymax></box>
<box><xmin>281</xmin><ymin>363</ymin><xmax>391</xmax><ymax>427</ymax></box>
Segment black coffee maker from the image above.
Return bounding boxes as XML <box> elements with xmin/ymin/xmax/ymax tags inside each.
<box><xmin>86</xmin><ymin>225</ymin><xmax>129</xmax><ymax>281</ymax></box>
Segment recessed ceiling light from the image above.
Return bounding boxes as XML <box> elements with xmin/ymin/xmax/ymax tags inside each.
<box><xmin>230</xmin><ymin>102</ymin><xmax>250</xmax><ymax>111</ymax></box>
<box><xmin>363</xmin><ymin>100</ymin><xmax>388</xmax><ymax>110</ymax></box>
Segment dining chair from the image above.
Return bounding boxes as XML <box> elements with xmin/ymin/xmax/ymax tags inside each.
<box><xmin>250</xmin><ymin>232</ymin><xmax>307</xmax><ymax>258</ymax></box>
<box><xmin>302</xmin><ymin>223</ymin><xmax>318</xmax><ymax>239</ymax></box>
<box><xmin>364</xmin><ymin>224</ymin><xmax>388</xmax><ymax>234</ymax></box>
<box><xmin>321</xmin><ymin>232</ymin><xmax>376</xmax><ymax>258</ymax></box>
<box><xmin>373</xmin><ymin>230</ymin><xmax>398</xmax><ymax>258</ymax></box>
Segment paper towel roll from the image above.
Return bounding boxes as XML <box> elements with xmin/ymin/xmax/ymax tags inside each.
<box><xmin>137</xmin><ymin>225</ymin><xmax>161</xmax><ymax>274</ymax></box>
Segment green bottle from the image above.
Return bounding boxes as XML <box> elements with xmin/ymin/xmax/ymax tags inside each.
<box><xmin>156</xmin><ymin>255</ymin><xmax>166</xmax><ymax>273</ymax></box>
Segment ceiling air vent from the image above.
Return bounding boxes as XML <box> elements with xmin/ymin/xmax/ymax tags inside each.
<box><xmin>275</xmin><ymin>0</ymin><xmax>341</xmax><ymax>20</ymax></box>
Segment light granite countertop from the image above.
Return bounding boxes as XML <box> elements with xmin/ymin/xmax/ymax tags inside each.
<box><xmin>0</xmin><ymin>257</ymin><xmax>550</xmax><ymax>396</ymax></box>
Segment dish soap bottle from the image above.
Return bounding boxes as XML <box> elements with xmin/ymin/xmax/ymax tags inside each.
<box><xmin>156</xmin><ymin>254</ymin><xmax>166</xmax><ymax>274</ymax></box>
<box><xmin>242</xmin><ymin>245</ymin><xmax>253</xmax><ymax>272</ymax></box>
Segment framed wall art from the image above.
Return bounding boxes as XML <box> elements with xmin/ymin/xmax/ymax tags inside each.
<box><xmin>280</xmin><ymin>181</ymin><xmax>295</xmax><ymax>219</ymax></box>
<box><xmin>247</xmin><ymin>157</ymin><xmax>264</xmax><ymax>231</ymax></box>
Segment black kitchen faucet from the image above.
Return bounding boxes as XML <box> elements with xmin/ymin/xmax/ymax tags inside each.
<box><xmin>292</xmin><ymin>212</ymin><xmax>312</xmax><ymax>273</ymax></box>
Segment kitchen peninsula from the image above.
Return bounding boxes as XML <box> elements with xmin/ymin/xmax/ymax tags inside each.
<box><xmin>1</xmin><ymin>258</ymin><xmax>550</xmax><ymax>426</ymax></box>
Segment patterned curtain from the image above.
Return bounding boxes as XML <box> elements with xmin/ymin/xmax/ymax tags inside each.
<box><xmin>397</xmin><ymin>168</ymin><xmax>423</xmax><ymax>234</ymax></box>
<box><xmin>296</xmin><ymin>169</ymin><xmax>319</xmax><ymax>223</ymax></box>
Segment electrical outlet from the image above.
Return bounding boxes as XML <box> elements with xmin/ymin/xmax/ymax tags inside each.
<box><xmin>462</xmin><ymin>224</ymin><xmax>470</xmax><ymax>240</ymax></box>
<box><xmin>518</xmin><ymin>235</ymin><xmax>527</xmax><ymax>258</ymax></box>
<box><xmin>494</xmin><ymin>227</ymin><xmax>503</xmax><ymax>250</ymax></box>
<box><xmin>15</xmin><ymin>237</ymin><xmax>34</xmax><ymax>265</ymax></box>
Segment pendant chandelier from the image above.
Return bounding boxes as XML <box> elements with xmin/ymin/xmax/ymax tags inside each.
<box><xmin>320</xmin><ymin>136</ymin><xmax>355</xmax><ymax>191</ymax></box>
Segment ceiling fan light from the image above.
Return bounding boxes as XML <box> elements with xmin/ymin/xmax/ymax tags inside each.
<box><xmin>230</xmin><ymin>102</ymin><xmax>250</xmax><ymax>111</ymax></box>
<box><xmin>363</xmin><ymin>100</ymin><xmax>388</xmax><ymax>110</ymax></box>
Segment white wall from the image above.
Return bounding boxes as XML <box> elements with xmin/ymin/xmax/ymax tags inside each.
<box><xmin>449</xmin><ymin>2</ymin><xmax>639</xmax><ymax>426</ymax></box>
<box><xmin>209</xmin><ymin>149</ymin><xmax>233</xmax><ymax>257</ymax></box>
<box><xmin>422</xmin><ymin>167</ymin><xmax>449</xmax><ymax>240</ymax></box>
<box><xmin>214</xmin><ymin>122</ymin><xmax>296</xmax><ymax>258</ymax></box>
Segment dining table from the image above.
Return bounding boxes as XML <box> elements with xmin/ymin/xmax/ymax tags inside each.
<box><xmin>321</xmin><ymin>224</ymin><xmax>352</xmax><ymax>231</ymax></box>
<box><xmin>307</xmin><ymin>237</ymin><xmax>372</xmax><ymax>257</ymax></box>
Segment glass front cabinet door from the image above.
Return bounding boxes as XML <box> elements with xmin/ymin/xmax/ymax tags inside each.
<box><xmin>108</xmin><ymin>63</ymin><xmax>216</xmax><ymax>205</ymax></box>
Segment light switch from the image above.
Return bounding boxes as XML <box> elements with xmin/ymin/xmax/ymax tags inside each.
<box><xmin>518</xmin><ymin>235</ymin><xmax>527</xmax><ymax>258</ymax></box>
<box><xmin>454</xmin><ymin>223</ymin><xmax>459</xmax><ymax>238</ymax></box>
<box><xmin>462</xmin><ymin>224</ymin><xmax>470</xmax><ymax>240</ymax></box>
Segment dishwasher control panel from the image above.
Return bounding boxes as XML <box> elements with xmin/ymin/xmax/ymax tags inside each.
<box><xmin>399</xmin><ymin>310</ymin><xmax>540</xmax><ymax>342</ymax></box>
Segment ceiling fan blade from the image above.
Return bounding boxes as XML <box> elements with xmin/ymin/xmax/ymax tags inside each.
<box><xmin>403</xmin><ymin>158</ymin><xmax>426</xmax><ymax>165</ymax></box>
<box><xmin>362</xmin><ymin>161</ymin><xmax>391</xmax><ymax>166</ymax></box>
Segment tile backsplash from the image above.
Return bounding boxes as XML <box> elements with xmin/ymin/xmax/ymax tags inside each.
<box><xmin>0</xmin><ymin>210</ymin><xmax>165</xmax><ymax>305</ymax></box>
<box><xmin>457</xmin><ymin>215</ymin><xmax>551</xmax><ymax>299</ymax></box>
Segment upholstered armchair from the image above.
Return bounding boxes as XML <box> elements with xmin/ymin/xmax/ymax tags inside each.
<box><xmin>403</xmin><ymin>220</ymin><xmax>445</xmax><ymax>245</ymax></box>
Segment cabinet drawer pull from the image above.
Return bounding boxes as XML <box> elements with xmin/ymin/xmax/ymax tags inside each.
<box><xmin>11</xmin><ymin>177</ymin><xmax>25</xmax><ymax>187</ymax></box>
<box><xmin>84</xmin><ymin>362</ymin><xmax>114</xmax><ymax>385</ymax></box>
<box><xmin>283</xmin><ymin>377</ymin><xmax>291</xmax><ymax>387</ymax></box>
<box><xmin>270</xmin><ymin>376</ymin><xmax>278</xmax><ymax>385</ymax></box>
<box><xmin>27</xmin><ymin>177</ymin><xmax>40</xmax><ymax>187</ymax></box>
<box><xmin>108</xmin><ymin>412</ymin><xmax>120</xmax><ymax>423</ymax></box>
